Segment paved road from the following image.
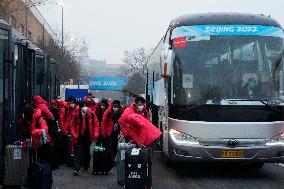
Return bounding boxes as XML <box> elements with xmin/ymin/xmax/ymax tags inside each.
<box><xmin>52</xmin><ymin>152</ymin><xmax>284</xmax><ymax>189</ymax></box>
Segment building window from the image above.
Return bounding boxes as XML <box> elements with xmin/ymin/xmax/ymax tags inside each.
<box><xmin>28</xmin><ymin>31</ymin><xmax>32</xmax><ymax>40</ymax></box>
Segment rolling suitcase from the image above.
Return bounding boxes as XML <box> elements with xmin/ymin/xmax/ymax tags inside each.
<box><xmin>124</xmin><ymin>148</ymin><xmax>152</xmax><ymax>189</ymax></box>
<box><xmin>116</xmin><ymin>143</ymin><xmax>136</xmax><ymax>185</ymax></box>
<box><xmin>92</xmin><ymin>146</ymin><xmax>113</xmax><ymax>175</ymax></box>
<box><xmin>3</xmin><ymin>145</ymin><xmax>29</xmax><ymax>187</ymax></box>
<box><xmin>28</xmin><ymin>160</ymin><xmax>53</xmax><ymax>189</ymax></box>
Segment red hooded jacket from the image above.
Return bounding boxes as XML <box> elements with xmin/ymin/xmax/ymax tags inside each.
<box><xmin>29</xmin><ymin>109</ymin><xmax>51</xmax><ymax>149</ymax></box>
<box><xmin>101</xmin><ymin>105</ymin><xmax>124</xmax><ymax>137</ymax></box>
<box><xmin>33</xmin><ymin>96</ymin><xmax>54</xmax><ymax>120</ymax></box>
<box><xmin>70</xmin><ymin>108</ymin><xmax>99</xmax><ymax>144</ymax></box>
<box><xmin>64</xmin><ymin>105</ymin><xmax>79</xmax><ymax>134</ymax></box>
<box><xmin>83</xmin><ymin>96</ymin><xmax>96</xmax><ymax>110</ymax></box>
<box><xmin>57</xmin><ymin>100</ymin><xmax>68</xmax><ymax>135</ymax></box>
<box><xmin>118</xmin><ymin>113</ymin><xmax>161</xmax><ymax>146</ymax></box>
<box><xmin>122</xmin><ymin>103</ymin><xmax>150</xmax><ymax>121</ymax></box>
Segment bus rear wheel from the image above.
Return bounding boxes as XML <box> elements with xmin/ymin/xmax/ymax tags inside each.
<box><xmin>250</xmin><ymin>162</ymin><xmax>264</xmax><ymax>169</ymax></box>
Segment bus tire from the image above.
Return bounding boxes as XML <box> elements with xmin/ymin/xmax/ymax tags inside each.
<box><xmin>250</xmin><ymin>162</ymin><xmax>264</xmax><ymax>169</ymax></box>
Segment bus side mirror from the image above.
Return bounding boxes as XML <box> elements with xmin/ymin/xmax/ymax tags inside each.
<box><xmin>161</xmin><ymin>44</ymin><xmax>173</xmax><ymax>77</ymax></box>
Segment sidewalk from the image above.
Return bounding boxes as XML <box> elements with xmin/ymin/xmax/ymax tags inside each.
<box><xmin>52</xmin><ymin>165</ymin><xmax>122</xmax><ymax>189</ymax></box>
<box><xmin>52</xmin><ymin>144</ymin><xmax>122</xmax><ymax>189</ymax></box>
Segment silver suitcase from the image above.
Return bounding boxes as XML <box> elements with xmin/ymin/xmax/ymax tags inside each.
<box><xmin>3</xmin><ymin>145</ymin><xmax>29</xmax><ymax>186</ymax></box>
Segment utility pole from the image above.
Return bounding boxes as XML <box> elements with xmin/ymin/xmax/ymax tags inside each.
<box><xmin>61</xmin><ymin>4</ymin><xmax>64</xmax><ymax>52</ymax></box>
<box><xmin>25</xmin><ymin>0</ymin><xmax>28</xmax><ymax>37</ymax></box>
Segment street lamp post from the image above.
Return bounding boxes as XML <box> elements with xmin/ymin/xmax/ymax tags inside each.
<box><xmin>59</xmin><ymin>0</ymin><xmax>64</xmax><ymax>52</ymax></box>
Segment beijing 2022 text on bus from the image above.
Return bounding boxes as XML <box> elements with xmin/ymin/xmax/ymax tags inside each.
<box><xmin>146</xmin><ymin>13</ymin><xmax>284</xmax><ymax>167</ymax></box>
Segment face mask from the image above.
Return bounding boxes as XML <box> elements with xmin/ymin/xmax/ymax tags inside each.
<box><xmin>137</xmin><ymin>105</ymin><xmax>144</xmax><ymax>112</ymax></box>
<box><xmin>81</xmin><ymin>107</ymin><xmax>88</xmax><ymax>113</ymax></box>
<box><xmin>113</xmin><ymin>107</ymin><xmax>119</xmax><ymax>112</ymax></box>
<box><xmin>101</xmin><ymin>105</ymin><xmax>106</xmax><ymax>110</ymax></box>
<box><xmin>70</xmin><ymin>104</ymin><xmax>75</xmax><ymax>108</ymax></box>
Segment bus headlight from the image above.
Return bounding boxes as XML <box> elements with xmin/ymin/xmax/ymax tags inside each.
<box><xmin>169</xmin><ymin>129</ymin><xmax>199</xmax><ymax>145</ymax></box>
<box><xmin>266</xmin><ymin>133</ymin><xmax>284</xmax><ymax>146</ymax></box>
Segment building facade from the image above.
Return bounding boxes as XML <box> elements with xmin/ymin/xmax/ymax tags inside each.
<box><xmin>0</xmin><ymin>0</ymin><xmax>55</xmax><ymax>48</ymax></box>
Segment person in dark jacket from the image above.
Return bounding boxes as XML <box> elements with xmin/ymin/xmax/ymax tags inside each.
<box><xmin>101</xmin><ymin>100</ymin><xmax>124</xmax><ymax>160</ymax></box>
<box><xmin>18</xmin><ymin>104</ymin><xmax>34</xmax><ymax>144</ymax></box>
<box><xmin>70</xmin><ymin>101</ymin><xmax>99</xmax><ymax>176</ymax></box>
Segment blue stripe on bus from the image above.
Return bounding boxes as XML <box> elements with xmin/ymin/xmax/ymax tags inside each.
<box><xmin>172</xmin><ymin>25</ymin><xmax>284</xmax><ymax>39</ymax></box>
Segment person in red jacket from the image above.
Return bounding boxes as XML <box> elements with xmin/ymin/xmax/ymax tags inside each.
<box><xmin>118</xmin><ymin>96</ymin><xmax>161</xmax><ymax>157</ymax></box>
<box><xmin>31</xmin><ymin>108</ymin><xmax>58</xmax><ymax>169</ymax></box>
<box><xmin>70</xmin><ymin>101</ymin><xmax>99</xmax><ymax>176</ymax></box>
<box><xmin>64</xmin><ymin>96</ymin><xmax>78</xmax><ymax>165</ymax></box>
<box><xmin>95</xmin><ymin>98</ymin><xmax>109</xmax><ymax>146</ymax></box>
<box><xmin>32</xmin><ymin>96</ymin><xmax>54</xmax><ymax>120</ymax></box>
<box><xmin>57</xmin><ymin>99</ymin><xmax>68</xmax><ymax>134</ymax></box>
<box><xmin>83</xmin><ymin>93</ymin><xmax>96</xmax><ymax>110</ymax></box>
<box><xmin>101</xmin><ymin>100</ymin><xmax>124</xmax><ymax>159</ymax></box>
<box><xmin>123</xmin><ymin>96</ymin><xmax>150</xmax><ymax>121</ymax></box>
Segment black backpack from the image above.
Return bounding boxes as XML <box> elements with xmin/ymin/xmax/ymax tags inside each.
<box><xmin>36</xmin><ymin>117</ymin><xmax>61</xmax><ymax>144</ymax></box>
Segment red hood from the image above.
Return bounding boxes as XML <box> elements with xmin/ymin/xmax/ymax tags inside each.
<box><xmin>50</xmin><ymin>100</ymin><xmax>58</xmax><ymax>108</ymax></box>
<box><xmin>32</xmin><ymin>109</ymin><xmax>42</xmax><ymax>119</ymax></box>
<box><xmin>58</xmin><ymin>100</ymin><xmax>68</xmax><ymax>108</ymax></box>
<box><xmin>33</xmin><ymin>96</ymin><xmax>46</xmax><ymax>106</ymax></box>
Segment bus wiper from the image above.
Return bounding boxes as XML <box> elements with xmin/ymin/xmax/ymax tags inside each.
<box><xmin>226</xmin><ymin>99</ymin><xmax>283</xmax><ymax>113</ymax></box>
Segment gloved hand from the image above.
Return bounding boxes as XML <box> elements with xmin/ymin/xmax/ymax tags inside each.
<box><xmin>136</xmin><ymin>142</ymin><xmax>145</xmax><ymax>148</ymax></box>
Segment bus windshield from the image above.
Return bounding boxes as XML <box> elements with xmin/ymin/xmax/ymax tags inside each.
<box><xmin>172</xmin><ymin>25</ymin><xmax>284</xmax><ymax>106</ymax></box>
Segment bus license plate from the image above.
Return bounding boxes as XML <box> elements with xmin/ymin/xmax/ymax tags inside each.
<box><xmin>220</xmin><ymin>150</ymin><xmax>244</xmax><ymax>158</ymax></box>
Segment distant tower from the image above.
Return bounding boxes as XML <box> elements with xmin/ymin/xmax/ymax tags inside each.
<box><xmin>80</xmin><ymin>37</ymin><xmax>90</xmax><ymax>75</ymax></box>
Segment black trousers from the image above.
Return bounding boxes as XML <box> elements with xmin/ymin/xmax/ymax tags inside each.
<box><xmin>58</xmin><ymin>135</ymin><xmax>69</xmax><ymax>164</ymax></box>
<box><xmin>104</xmin><ymin>131</ymin><xmax>119</xmax><ymax>161</ymax></box>
<box><xmin>73</xmin><ymin>134</ymin><xmax>91</xmax><ymax>171</ymax></box>
<box><xmin>147</xmin><ymin>139</ymin><xmax>158</xmax><ymax>159</ymax></box>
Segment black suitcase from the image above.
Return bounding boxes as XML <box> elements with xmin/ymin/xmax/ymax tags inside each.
<box><xmin>92</xmin><ymin>146</ymin><xmax>113</xmax><ymax>175</ymax></box>
<box><xmin>28</xmin><ymin>160</ymin><xmax>53</xmax><ymax>189</ymax></box>
<box><xmin>124</xmin><ymin>148</ymin><xmax>152</xmax><ymax>189</ymax></box>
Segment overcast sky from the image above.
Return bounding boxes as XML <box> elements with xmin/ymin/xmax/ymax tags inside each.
<box><xmin>39</xmin><ymin>0</ymin><xmax>284</xmax><ymax>65</ymax></box>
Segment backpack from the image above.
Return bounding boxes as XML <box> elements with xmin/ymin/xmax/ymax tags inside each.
<box><xmin>37</xmin><ymin>116</ymin><xmax>61</xmax><ymax>144</ymax></box>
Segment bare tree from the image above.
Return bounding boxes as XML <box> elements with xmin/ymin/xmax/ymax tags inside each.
<box><xmin>121</xmin><ymin>47</ymin><xmax>151</xmax><ymax>96</ymax></box>
<box><xmin>121</xmin><ymin>47</ymin><xmax>150</xmax><ymax>79</ymax></box>
<box><xmin>43</xmin><ymin>34</ymin><xmax>83</xmax><ymax>84</ymax></box>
